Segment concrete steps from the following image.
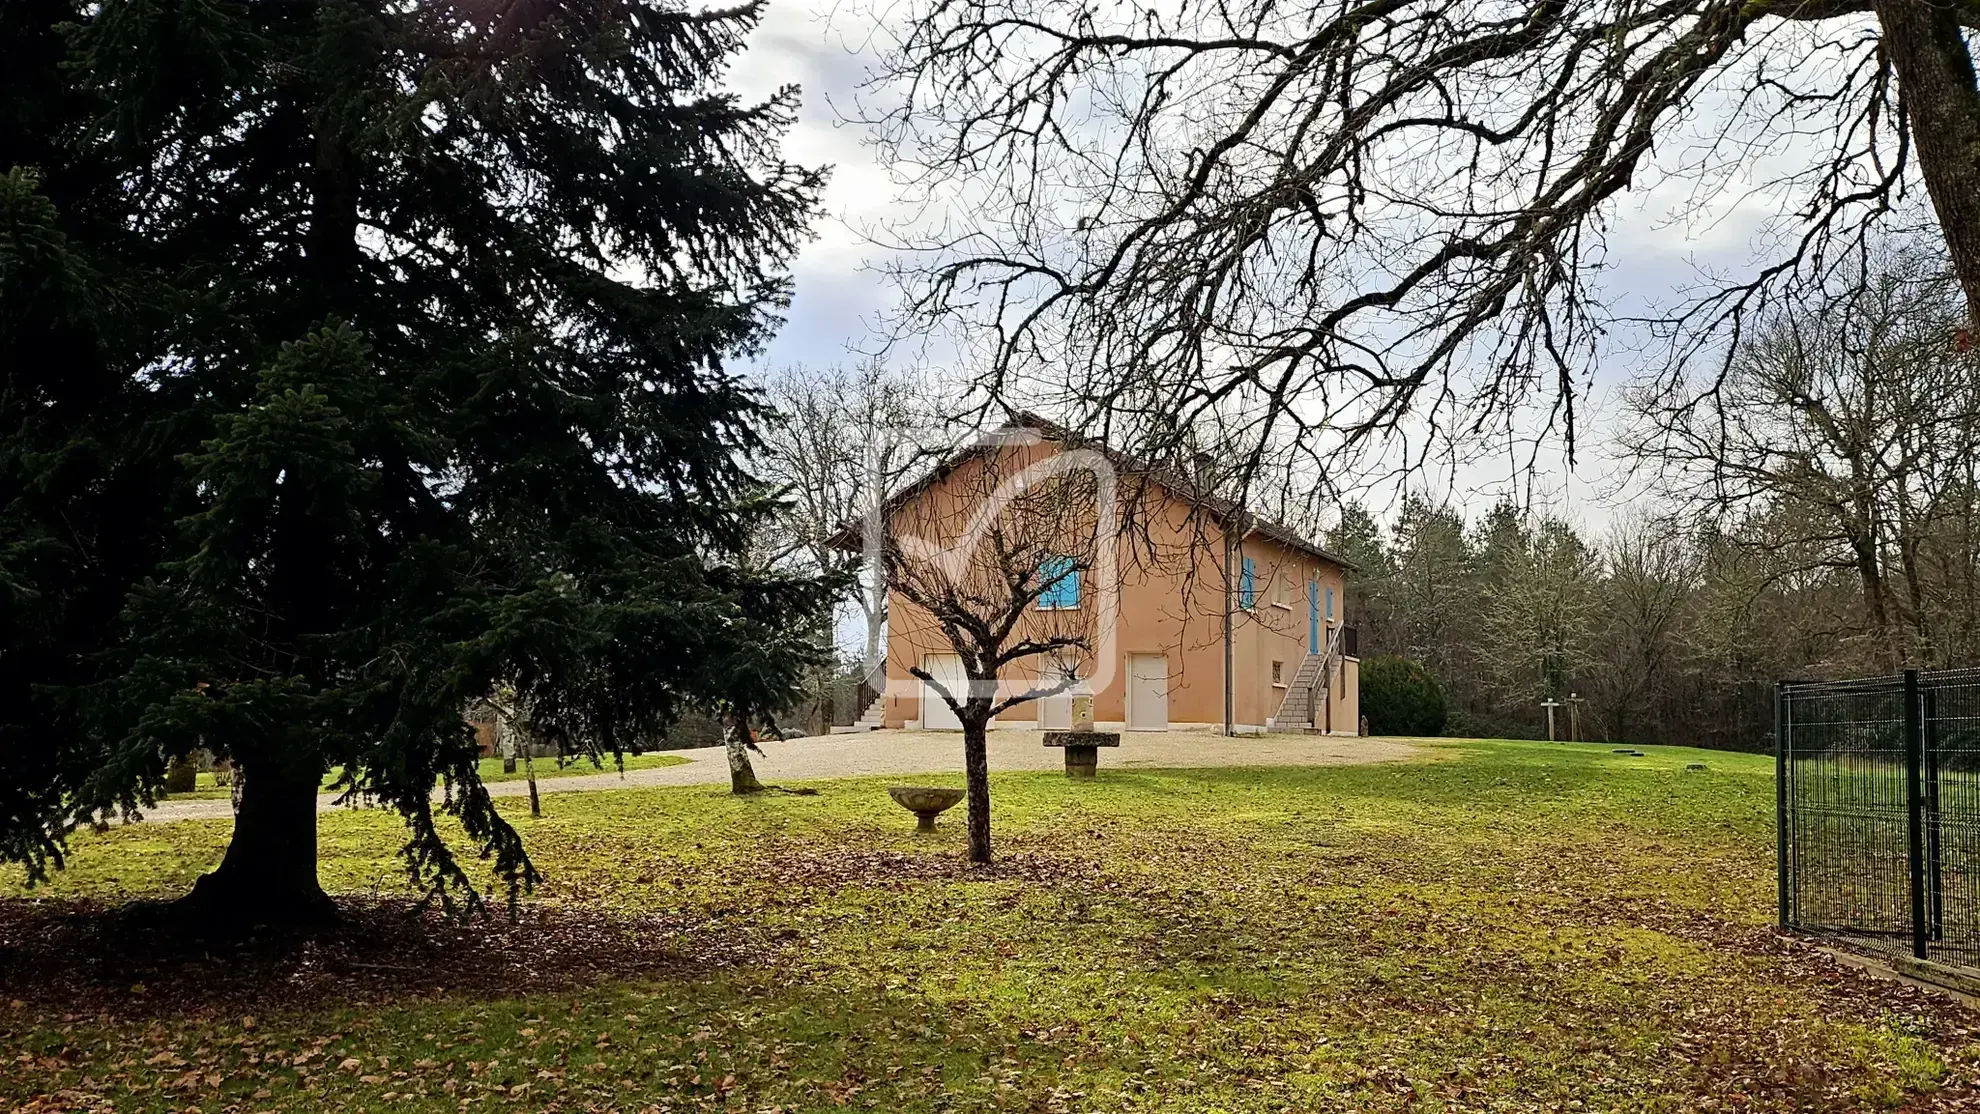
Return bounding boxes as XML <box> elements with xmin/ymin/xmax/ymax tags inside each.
<box><xmin>1270</xmin><ymin>653</ymin><xmax>1328</xmax><ymax>729</ymax></box>
<box><xmin>829</xmin><ymin>694</ymin><xmax>886</xmax><ymax>734</ymax></box>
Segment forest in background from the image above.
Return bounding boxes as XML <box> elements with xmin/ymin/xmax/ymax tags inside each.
<box><xmin>1328</xmin><ymin>501</ymin><xmax>1802</xmax><ymax>751</ymax></box>
<box><xmin>1327</xmin><ymin>252</ymin><xmax>1980</xmax><ymax>752</ymax></box>
<box><xmin>747</xmin><ymin>251</ymin><xmax>1980</xmax><ymax>755</ymax></box>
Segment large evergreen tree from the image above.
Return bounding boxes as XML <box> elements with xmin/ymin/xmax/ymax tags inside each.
<box><xmin>0</xmin><ymin>0</ymin><xmax>823</xmax><ymax>927</ymax></box>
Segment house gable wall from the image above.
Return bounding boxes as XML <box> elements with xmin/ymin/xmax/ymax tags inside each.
<box><xmin>876</xmin><ymin>440</ymin><xmax>1357</xmax><ymax>733</ymax></box>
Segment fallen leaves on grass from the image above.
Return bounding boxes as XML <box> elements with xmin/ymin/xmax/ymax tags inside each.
<box><xmin>0</xmin><ymin>896</ymin><xmax>734</xmax><ymax>1020</ymax></box>
<box><xmin>761</xmin><ymin>846</ymin><xmax>1103</xmax><ymax>890</ymax></box>
<box><xmin>7</xmin><ymin>745</ymin><xmax>1980</xmax><ymax>1112</ymax></box>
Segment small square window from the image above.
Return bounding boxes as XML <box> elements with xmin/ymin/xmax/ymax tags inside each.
<box><xmin>1037</xmin><ymin>555</ymin><xmax>1079</xmax><ymax>609</ymax></box>
<box><xmin>1271</xmin><ymin>660</ymin><xmax>1284</xmax><ymax>684</ymax></box>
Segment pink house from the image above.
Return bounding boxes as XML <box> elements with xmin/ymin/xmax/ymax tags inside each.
<box><xmin>851</xmin><ymin>416</ymin><xmax>1360</xmax><ymax>735</ymax></box>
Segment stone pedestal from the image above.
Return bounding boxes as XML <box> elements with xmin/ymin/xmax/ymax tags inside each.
<box><xmin>1042</xmin><ymin>731</ymin><xmax>1121</xmax><ymax>778</ymax></box>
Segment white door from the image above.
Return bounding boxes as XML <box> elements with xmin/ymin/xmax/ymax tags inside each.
<box><xmin>921</xmin><ymin>653</ymin><xmax>965</xmax><ymax>731</ymax></box>
<box><xmin>1127</xmin><ymin>654</ymin><xmax>1169</xmax><ymax>731</ymax></box>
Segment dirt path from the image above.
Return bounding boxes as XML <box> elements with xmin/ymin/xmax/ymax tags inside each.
<box><xmin>136</xmin><ymin>729</ymin><xmax>1426</xmax><ymax>823</ymax></box>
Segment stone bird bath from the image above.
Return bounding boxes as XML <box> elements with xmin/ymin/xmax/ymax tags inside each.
<box><xmin>887</xmin><ymin>786</ymin><xmax>966</xmax><ymax>832</ymax></box>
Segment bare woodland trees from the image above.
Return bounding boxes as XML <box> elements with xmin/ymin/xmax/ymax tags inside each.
<box><xmin>1586</xmin><ymin>519</ymin><xmax>1695</xmax><ymax>744</ymax></box>
<box><xmin>1630</xmin><ymin>250</ymin><xmax>1980</xmax><ymax>669</ymax></box>
<box><xmin>858</xmin><ymin>0</ymin><xmax>1980</xmax><ymax>748</ymax></box>
<box><xmin>1346</xmin><ymin>253</ymin><xmax>1980</xmax><ymax>748</ymax></box>
<box><xmin>758</xmin><ymin>362</ymin><xmax>935</xmax><ymax>681</ymax></box>
<box><xmin>879</xmin><ymin>438</ymin><xmax>1105</xmax><ymax>862</ymax></box>
<box><xmin>868</xmin><ymin>0</ymin><xmax>1980</xmax><ymax>513</ymax></box>
<box><xmin>1339</xmin><ymin>502</ymin><xmax>1777</xmax><ymax>748</ymax></box>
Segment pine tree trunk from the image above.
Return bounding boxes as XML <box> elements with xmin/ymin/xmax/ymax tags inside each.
<box><xmin>727</xmin><ymin>716</ymin><xmax>765</xmax><ymax>794</ymax></box>
<box><xmin>962</xmin><ymin>714</ymin><xmax>991</xmax><ymax>864</ymax></box>
<box><xmin>175</xmin><ymin>759</ymin><xmax>334</xmax><ymax>929</ymax></box>
<box><xmin>1877</xmin><ymin>0</ymin><xmax>1980</xmax><ymax>326</ymax></box>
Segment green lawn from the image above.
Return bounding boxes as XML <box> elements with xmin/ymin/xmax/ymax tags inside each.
<box><xmin>163</xmin><ymin>752</ymin><xmax>691</xmax><ymax>799</ymax></box>
<box><xmin>3</xmin><ymin>739</ymin><xmax>1975</xmax><ymax>1112</ymax></box>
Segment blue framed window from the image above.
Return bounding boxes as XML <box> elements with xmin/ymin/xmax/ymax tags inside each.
<box><xmin>1239</xmin><ymin>556</ymin><xmax>1257</xmax><ymax>609</ymax></box>
<box><xmin>1325</xmin><ymin>586</ymin><xmax>1335</xmax><ymax>620</ymax></box>
<box><xmin>1038</xmin><ymin>556</ymin><xmax>1079</xmax><ymax>609</ymax></box>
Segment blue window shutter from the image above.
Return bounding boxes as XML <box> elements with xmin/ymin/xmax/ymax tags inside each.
<box><xmin>1326</xmin><ymin>586</ymin><xmax>1335</xmax><ymax>619</ymax></box>
<box><xmin>1240</xmin><ymin>557</ymin><xmax>1256</xmax><ymax>609</ymax></box>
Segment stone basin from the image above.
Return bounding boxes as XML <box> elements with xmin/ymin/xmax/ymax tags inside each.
<box><xmin>888</xmin><ymin>786</ymin><xmax>966</xmax><ymax>832</ymax></box>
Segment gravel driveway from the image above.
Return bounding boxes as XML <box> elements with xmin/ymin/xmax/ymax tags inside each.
<box><xmin>136</xmin><ymin>729</ymin><xmax>1426</xmax><ymax>823</ymax></box>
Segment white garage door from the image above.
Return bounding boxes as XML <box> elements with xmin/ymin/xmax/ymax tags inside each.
<box><xmin>1128</xmin><ymin>653</ymin><xmax>1169</xmax><ymax>730</ymax></box>
<box><xmin>921</xmin><ymin>653</ymin><xmax>965</xmax><ymax>731</ymax></box>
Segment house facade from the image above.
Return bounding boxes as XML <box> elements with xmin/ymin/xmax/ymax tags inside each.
<box><xmin>868</xmin><ymin>419</ymin><xmax>1359</xmax><ymax>735</ymax></box>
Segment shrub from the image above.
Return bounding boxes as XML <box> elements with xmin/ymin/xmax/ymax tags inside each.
<box><xmin>162</xmin><ymin>756</ymin><xmax>198</xmax><ymax>794</ymax></box>
<box><xmin>1359</xmin><ymin>656</ymin><xmax>1448</xmax><ymax>737</ymax></box>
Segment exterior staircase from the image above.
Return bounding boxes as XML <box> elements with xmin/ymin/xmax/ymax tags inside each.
<box><xmin>1270</xmin><ymin>626</ymin><xmax>1344</xmax><ymax>732</ymax></box>
<box><xmin>830</xmin><ymin>693</ymin><xmax>886</xmax><ymax>734</ymax></box>
<box><xmin>1270</xmin><ymin>653</ymin><xmax>1327</xmax><ymax>730</ymax></box>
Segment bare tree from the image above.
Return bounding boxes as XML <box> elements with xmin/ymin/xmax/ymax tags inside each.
<box><xmin>879</xmin><ymin>434</ymin><xmax>1107</xmax><ymax>863</ymax></box>
<box><xmin>1585</xmin><ymin>515</ymin><xmax>1696</xmax><ymax>744</ymax></box>
<box><xmin>862</xmin><ymin>0</ymin><xmax>1980</xmax><ymax>504</ymax></box>
<box><xmin>1627</xmin><ymin>249</ymin><xmax>1980</xmax><ymax>668</ymax></box>
<box><xmin>758</xmin><ymin>361</ymin><xmax>938</xmax><ymax>684</ymax></box>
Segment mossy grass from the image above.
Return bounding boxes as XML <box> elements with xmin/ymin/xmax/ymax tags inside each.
<box><xmin>2</xmin><ymin>739</ymin><xmax>1972</xmax><ymax>1112</ymax></box>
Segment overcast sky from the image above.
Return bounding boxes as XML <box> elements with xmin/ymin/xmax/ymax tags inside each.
<box><xmin>725</xmin><ymin>2</ymin><xmax>1796</xmax><ymax>534</ymax></box>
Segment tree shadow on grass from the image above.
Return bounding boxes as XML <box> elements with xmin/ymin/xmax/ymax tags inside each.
<box><xmin>0</xmin><ymin>896</ymin><xmax>734</xmax><ymax>1020</ymax></box>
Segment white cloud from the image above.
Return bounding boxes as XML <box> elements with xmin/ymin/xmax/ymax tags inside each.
<box><xmin>720</xmin><ymin>0</ymin><xmax>1883</xmax><ymax>531</ymax></box>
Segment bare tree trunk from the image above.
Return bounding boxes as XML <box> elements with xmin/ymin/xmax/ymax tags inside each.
<box><xmin>1877</xmin><ymin>0</ymin><xmax>1980</xmax><ymax>326</ymax></box>
<box><xmin>1848</xmin><ymin>529</ymin><xmax>1902</xmax><ymax>670</ymax></box>
<box><xmin>863</xmin><ymin>592</ymin><xmax>886</xmax><ymax>684</ymax></box>
<box><xmin>175</xmin><ymin>756</ymin><xmax>335</xmax><ymax>929</ymax></box>
<box><xmin>727</xmin><ymin>714</ymin><xmax>765</xmax><ymax>794</ymax></box>
<box><xmin>962</xmin><ymin>712</ymin><xmax>991</xmax><ymax>864</ymax></box>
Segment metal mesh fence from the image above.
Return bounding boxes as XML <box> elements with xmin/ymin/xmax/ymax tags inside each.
<box><xmin>1779</xmin><ymin>666</ymin><xmax>1980</xmax><ymax>970</ymax></box>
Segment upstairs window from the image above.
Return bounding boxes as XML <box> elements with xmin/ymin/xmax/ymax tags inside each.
<box><xmin>1326</xmin><ymin>586</ymin><xmax>1336</xmax><ymax>620</ymax></box>
<box><xmin>1038</xmin><ymin>556</ymin><xmax>1079</xmax><ymax>609</ymax></box>
<box><xmin>1239</xmin><ymin>556</ymin><xmax>1257</xmax><ymax>609</ymax></box>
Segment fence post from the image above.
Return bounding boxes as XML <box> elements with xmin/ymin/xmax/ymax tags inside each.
<box><xmin>1925</xmin><ymin>679</ymin><xmax>1944</xmax><ymax>942</ymax></box>
<box><xmin>1775</xmin><ymin>681</ymin><xmax>1789</xmax><ymax>930</ymax></box>
<box><xmin>1905</xmin><ymin>668</ymin><xmax>1928</xmax><ymax>961</ymax></box>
